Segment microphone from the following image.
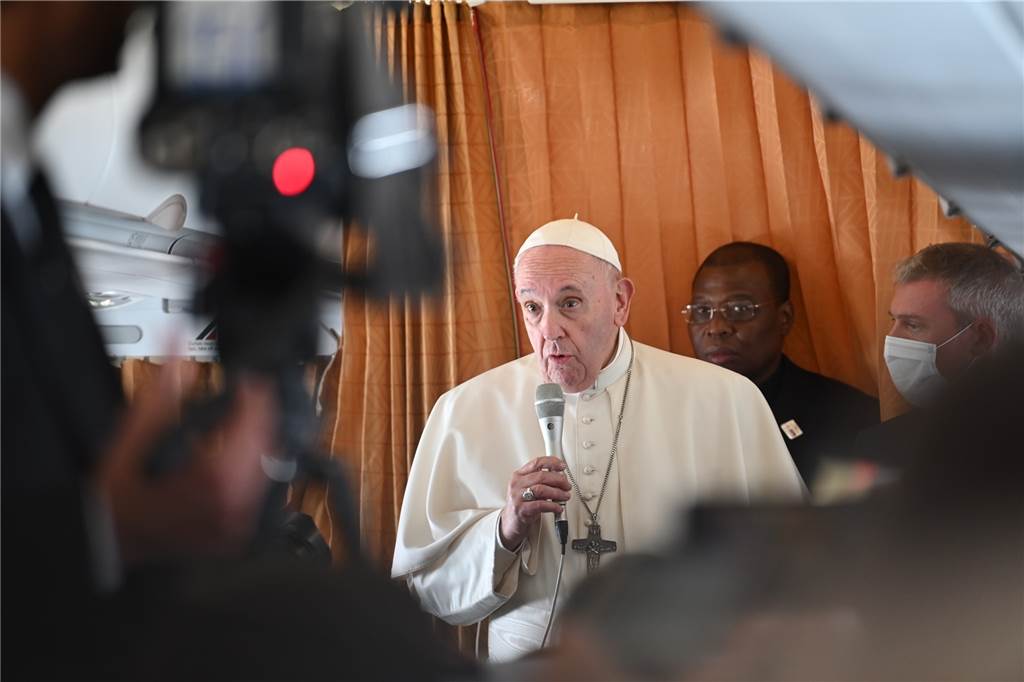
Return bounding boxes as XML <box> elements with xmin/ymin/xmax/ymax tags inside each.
<box><xmin>535</xmin><ymin>382</ymin><xmax>565</xmax><ymax>459</ymax></box>
<box><xmin>535</xmin><ymin>383</ymin><xmax>569</xmax><ymax>649</ymax></box>
<box><xmin>534</xmin><ymin>383</ymin><xmax>569</xmax><ymax>550</ymax></box>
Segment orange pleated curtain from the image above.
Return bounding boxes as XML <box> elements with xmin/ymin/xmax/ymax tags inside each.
<box><xmin>119</xmin><ymin>360</ymin><xmax>223</xmax><ymax>411</ymax></box>
<box><xmin>476</xmin><ymin>2</ymin><xmax>981</xmax><ymax>418</ymax></box>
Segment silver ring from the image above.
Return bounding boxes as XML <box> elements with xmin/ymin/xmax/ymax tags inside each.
<box><xmin>521</xmin><ymin>487</ymin><xmax>536</xmax><ymax>502</ymax></box>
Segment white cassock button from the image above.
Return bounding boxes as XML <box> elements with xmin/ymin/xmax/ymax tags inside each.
<box><xmin>582</xmin><ymin>492</ymin><xmax>595</xmax><ymax>501</ymax></box>
<box><xmin>582</xmin><ymin>440</ymin><xmax>595</xmax><ymax>449</ymax></box>
<box><xmin>583</xmin><ymin>465</ymin><xmax>596</xmax><ymax>475</ymax></box>
<box><xmin>581</xmin><ymin>416</ymin><xmax>594</xmax><ymax>424</ymax></box>
<box><xmin>581</xmin><ymin>394</ymin><xmax>592</xmax><ymax>402</ymax></box>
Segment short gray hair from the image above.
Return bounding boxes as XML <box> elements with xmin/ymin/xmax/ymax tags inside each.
<box><xmin>894</xmin><ymin>243</ymin><xmax>1024</xmax><ymax>345</ymax></box>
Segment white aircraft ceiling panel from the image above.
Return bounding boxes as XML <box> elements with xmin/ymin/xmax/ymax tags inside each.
<box><xmin>704</xmin><ymin>1</ymin><xmax>1024</xmax><ymax>256</ymax></box>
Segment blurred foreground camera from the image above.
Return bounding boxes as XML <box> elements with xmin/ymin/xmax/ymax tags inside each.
<box><xmin>138</xmin><ymin>2</ymin><xmax>442</xmax><ymax>560</ymax></box>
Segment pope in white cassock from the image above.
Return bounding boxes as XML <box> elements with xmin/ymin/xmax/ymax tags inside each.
<box><xmin>391</xmin><ymin>218</ymin><xmax>804</xmax><ymax>661</ymax></box>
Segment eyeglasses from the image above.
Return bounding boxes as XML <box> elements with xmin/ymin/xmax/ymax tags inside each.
<box><xmin>682</xmin><ymin>301</ymin><xmax>764</xmax><ymax>325</ymax></box>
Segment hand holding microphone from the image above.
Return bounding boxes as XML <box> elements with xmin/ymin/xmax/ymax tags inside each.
<box><xmin>499</xmin><ymin>457</ymin><xmax>570</xmax><ymax>550</ymax></box>
<box><xmin>497</xmin><ymin>384</ymin><xmax>572</xmax><ymax>550</ymax></box>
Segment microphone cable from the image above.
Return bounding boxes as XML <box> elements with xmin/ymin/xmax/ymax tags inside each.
<box><xmin>541</xmin><ymin>512</ymin><xmax>569</xmax><ymax>648</ymax></box>
<box><xmin>534</xmin><ymin>383</ymin><xmax>569</xmax><ymax>650</ymax></box>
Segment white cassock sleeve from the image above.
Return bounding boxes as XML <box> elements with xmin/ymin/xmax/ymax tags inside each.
<box><xmin>390</xmin><ymin>388</ymin><xmax>542</xmax><ymax>626</ymax></box>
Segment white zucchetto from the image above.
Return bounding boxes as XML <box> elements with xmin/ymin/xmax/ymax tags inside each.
<box><xmin>514</xmin><ymin>215</ymin><xmax>622</xmax><ymax>273</ymax></box>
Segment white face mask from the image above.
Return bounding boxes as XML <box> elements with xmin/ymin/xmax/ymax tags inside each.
<box><xmin>884</xmin><ymin>323</ymin><xmax>973</xmax><ymax>407</ymax></box>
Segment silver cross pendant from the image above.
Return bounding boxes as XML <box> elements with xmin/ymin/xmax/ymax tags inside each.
<box><xmin>571</xmin><ymin>522</ymin><xmax>617</xmax><ymax>573</ymax></box>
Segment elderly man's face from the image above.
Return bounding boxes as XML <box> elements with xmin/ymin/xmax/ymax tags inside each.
<box><xmin>688</xmin><ymin>262</ymin><xmax>792</xmax><ymax>385</ymax></box>
<box><xmin>515</xmin><ymin>246</ymin><xmax>632</xmax><ymax>393</ymax></box>
<box><xmin>888</xmin><ymin>278</ymin><xmax>979</xmax><ymax>377</ymax></box>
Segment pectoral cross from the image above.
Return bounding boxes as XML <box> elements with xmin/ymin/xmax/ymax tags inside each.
<box><xmin>572</xmin><ymin>523</ymin><xmax>617</xmax><ymax>573</ymax></box>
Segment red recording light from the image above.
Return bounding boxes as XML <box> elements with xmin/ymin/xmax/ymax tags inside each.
<box><xmin>272</xmin><ymin>147</ymin><xmax>315</xmax><ymax>196</ymax></box>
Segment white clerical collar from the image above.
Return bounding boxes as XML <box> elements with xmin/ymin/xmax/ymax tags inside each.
<box><xmin>567</xmin><ymin>327</ymin><xmax>631</xmax><ymax>398</ymax></box>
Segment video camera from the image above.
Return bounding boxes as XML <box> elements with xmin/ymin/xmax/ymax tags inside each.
<box><xmin>138</xmin><ymin>1</ymin><xmax>442</xmax><ymax>561</ymax></box>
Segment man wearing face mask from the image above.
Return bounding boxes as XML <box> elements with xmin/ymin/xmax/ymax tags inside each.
<box><xmin>858</xmin><ymin>242</ymin><xmax>1024</xmax><ymax>466</ymax></box>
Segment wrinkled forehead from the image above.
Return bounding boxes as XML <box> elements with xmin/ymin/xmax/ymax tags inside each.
<box><xmin>514</xmin><ymin>245</ymin><xmax>616</xmax><ymax>293</ymax></box>
<box><xmin>692</xmin><ymin>262</ymin><xmax>774</xmax><ymax>300</ymax></box>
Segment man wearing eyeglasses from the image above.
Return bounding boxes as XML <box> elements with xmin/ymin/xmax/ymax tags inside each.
<box><xmin>685</xmin><ymin>242</ymin><xmax>879</xmax><ymax>488</ymax></box>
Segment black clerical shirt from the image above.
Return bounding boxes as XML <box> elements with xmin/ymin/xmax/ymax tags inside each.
<box><xmin>757</xmin><ymin>355</ymin><xmax>880</xmax><ymax>485</ymax></box>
